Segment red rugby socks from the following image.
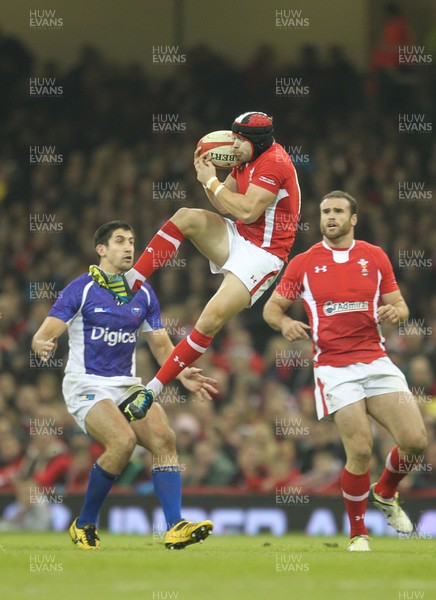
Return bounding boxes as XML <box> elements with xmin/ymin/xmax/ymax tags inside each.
<box><xmin>375</xmin><ymin>446</ymin><xmax>417</xmax><ymax>499</ymax></box>
<box><xmin>125</xmin><ymin>221</ymin><xmax>185</xmax><ymax>291</ymax></box>
<box><xmin>341</xmin><ymin>468</ymin><xmax>370</xmax><ymax>537</ymax></box>
<box><xmin>147</xmin><ymin>328</ymin><xmax>214</xmax><ymax>395</ymax></box>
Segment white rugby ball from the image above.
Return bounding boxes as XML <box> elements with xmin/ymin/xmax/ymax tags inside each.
<box><xmin>196</xmin><ymin>130</ymin><xmax>238</xmax><ymax>168</ymax></box>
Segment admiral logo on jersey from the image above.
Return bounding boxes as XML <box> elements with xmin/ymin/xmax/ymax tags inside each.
<box><xmin>323</xmin><ymin>301</ymin><xmax>369</xmax><ymax>316</ymax></box>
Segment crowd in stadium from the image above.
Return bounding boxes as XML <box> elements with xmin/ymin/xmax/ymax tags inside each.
<box><xmin>0</xmin><ymin>28</ymin><xmax>435</xmax><ymax>526</ymax></box>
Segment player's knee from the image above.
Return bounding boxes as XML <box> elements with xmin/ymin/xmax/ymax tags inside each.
<box><xmin>109</xmin><ymin>430</ymin><xmax>137</xmax><ymax>460</ymax></box>
<box><xmin>171</xmin><ymin>207</ymin><xmax>201</xmax><ymax>236</ymax></box>
<box><xmin>198</xmin><ymin>318</ymin><xmax>220</xmax><ymax>337</ymax></box>
<box><xmin>161</xmin><ymin>428</ymin><xmax>177</xmax><ymax>455</ymax></box>
<box><xmin>400</xmin><ymin>429</ymin><xmax>428</xmax><ymax>455</ymax></box>
<box><xmin>349</xmin><ymin>439</ymin><xmax>372</xmax><ymax>465</ymax></box>
<box><xmin>151</xmin><ymin>426</ymin><xmax>177</xmax><ymax>455</ymax></box>
<box><xmin>354</xmin><ymin>449</ymin><xmax>372</xmax><ymax>465</ymax></box>
<box><xmin>196</xmin><ymin>311</ymin><xmax>225</xmax><ymax>337</ymax></box>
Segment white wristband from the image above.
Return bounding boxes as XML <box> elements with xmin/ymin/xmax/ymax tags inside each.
<box><xmin>215</xmin><ymin>184</ymin><xmax>225</xmax><ymax>197</ymax></box>
<box><xmin>205</xmin><ymin>176</ymin><xmax>219</xmax><ymax>190</ymax></box>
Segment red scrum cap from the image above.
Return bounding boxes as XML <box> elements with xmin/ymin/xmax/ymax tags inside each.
<box><xmin>231</xmin><ymin>111</ymin><xmax>274</xmax><ymax>159</ymax></box>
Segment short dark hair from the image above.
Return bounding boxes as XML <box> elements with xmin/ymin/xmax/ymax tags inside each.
<box><xmin>321</xmin><ymin>190</ymin><xmax>358</xmax><ymax>216</ymax></box>
<box><xmin>93</xmin><ymin>221</ymin><xmax>134</xmax><ymax>247</ymax></box>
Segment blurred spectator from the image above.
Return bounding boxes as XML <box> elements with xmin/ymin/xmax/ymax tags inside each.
<box><xmin>372</xmin><ymin>3</ymin><xmax>414</xmax><ymax>69</ymax></box>
<box><xmin>258</xmin><ymin>440</ymin><xmax>302</xmax><ymax>493</ymax></box>
<box><xmin>31</xmin><ymin>434</ymin><xmax>100</xmax><ymax>492</ymax></box>
<box><xmin>184</xmin><ymin>440</ymin><xmax>237</xmax><ymax>486</ymax></box>
<box><xmin>294</xmin><ymin>451</ymin><xmax>343</xmax><ymax>493</ymax></box>
<box><xmin>235</xmin><ymin>442</ymin><xmax>270</xmax><ymax>492</ymax></box>
<box><xmin>0</xmin><ymin>433</ymin><xmax>25</xmax><ymax>489</ymax></box>
<box><xmin>407</xmin><ymin>355</ymin><xmax>436</xmax><ymax>396</ymax></box>
<box><xmin>0</xmin><ymin>479</ymin><xmax>51</xmax><ymax>531</ymax></box>
<box><xmin>370</xmin><ymin>2</ymin><xmax>416</xmax><ymax>110</ymax></box>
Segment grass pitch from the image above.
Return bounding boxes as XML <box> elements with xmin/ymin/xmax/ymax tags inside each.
<box><xmin>0</xmin><ymin>533</ymin><xmax>435</xmax><ymax>600</ymax></box>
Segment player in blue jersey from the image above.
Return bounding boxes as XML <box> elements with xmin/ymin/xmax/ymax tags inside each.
<box><xmin>32</xmin><ymin>221</ymin><xmax>217</xmax><ymax>550</ymax></box>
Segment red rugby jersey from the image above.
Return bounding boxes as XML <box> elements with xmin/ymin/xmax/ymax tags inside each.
<box><xmin>276</xmin><ymin>240</ymin><xmax>399</xmax><ymax>367</ymax></box>
<box><xmin>230</xmin><ymin>143</ymin><xmax>301</xmax><ymax>261</ymax></box>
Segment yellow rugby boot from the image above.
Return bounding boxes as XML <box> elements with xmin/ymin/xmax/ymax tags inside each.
<box><xmin>165</xmin><ymin>519</ymin><xmax>213</xmax><ymax>550</ymax></box>
<box><xmin>69</xmin><ymin>517</ymin><xmax>101</xmax><ymax>550</ymax></box>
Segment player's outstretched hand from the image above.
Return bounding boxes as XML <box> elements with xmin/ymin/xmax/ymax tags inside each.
<box><xmin>194</xmin><ymin>147</ymin><xmax>217</xmax><ymax>186</ymax></box>
<box><xmin>377</xmin><ymin>304</ymin><xmax>400</xmax><ymax>324</ymax></box>
<box><xmin>281</xmin><ymin>319</ymin><xmax>311</xmax><ymax>342</ymax></box>
<box><xmin>178</xmin><ymin>367</ymin><xmax>219</xmax><ymax>402</ymax></box>
<box><xmin>38</xmin><ymin>336</ymin><xmax>58</xmax><ymax>362</ymax></box>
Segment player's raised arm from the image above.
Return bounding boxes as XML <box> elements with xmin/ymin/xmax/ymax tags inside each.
<box><xmin>263</xmin><ymin>291</ymin><xmax>311</xmax><ymax>341</ymax></box>
<box><xmin>31</xmin><ymin>316</ymin><xmax>68</xmax><ymax>361</ymax></box>
<box><xmin>194</xmin><ymin>147</ymin><xmax>276</xmax><ymax>223</ymax></box>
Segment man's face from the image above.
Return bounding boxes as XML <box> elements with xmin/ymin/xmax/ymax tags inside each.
<box><xmin>320</xmin><ymin>197</ymin><xmax>357</xmax><ymax>240</ymax></box>
<box><xmin>232</xmin><ymin>135</ymin><xmax>253</xmax><ymax>163</ymax></box>
<box><xmin>97</xmin><ymin>228</ymin><xmax>134</xmax><ymax>273</ymax></box>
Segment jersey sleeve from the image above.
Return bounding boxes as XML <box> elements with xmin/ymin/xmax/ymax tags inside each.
<box><xmin>48</xmin><ymin>277</ymin><xmax>86</xmax><ymax>323</ymax></box>
<box><xmin>376</xmin><ymin>247</ymin><xmax>400</xmax><ymax>295</ymax></box>
<box><xmin>140</xmin><ymin>284</ymin><xmax>164</xmax><ymax>332</ymax></box>
<box><xmin>250</xmin><ymin>157</ymin><xmax>282</xmax><ymax>194</ymax></box>
<box><xmin>275</xmin><ymin>254</ymin><xmax>304</xmax><ymax>301</ymax></box>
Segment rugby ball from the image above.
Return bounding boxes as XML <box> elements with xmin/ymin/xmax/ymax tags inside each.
<box><xmin>196</xmin><ymin>130</ymin><xmax>238</xmax><ymax>168</ymax></box>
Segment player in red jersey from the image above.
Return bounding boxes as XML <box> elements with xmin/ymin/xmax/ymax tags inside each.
<box><xmin>123</xmin><ymin>112</ymin><xmax>301</xmax><ymax>419</ymax></box>
<box><xmin>263</xmin><ymin>190</ymin><xmax>427</xmax><ymax>552</ymax></box>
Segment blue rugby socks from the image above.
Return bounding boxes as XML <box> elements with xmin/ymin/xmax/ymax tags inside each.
<box><xmin>152</xmin><ymin>466</ymin><xmax>182</xmax><ymax>529</ymax></box>
<box><xmin>77</xmin><ymin>462</ymin><xmax>119</xmax><ymax>527</ymax></box>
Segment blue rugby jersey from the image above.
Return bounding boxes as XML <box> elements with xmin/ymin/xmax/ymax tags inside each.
<box><xmin>49</xmin><ymin>273</ymin><xmax>163</xmax><ymax>376</ymax></box>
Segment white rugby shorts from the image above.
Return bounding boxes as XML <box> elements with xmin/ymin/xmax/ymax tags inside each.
<box><xmin>209</xmin><ymin>218</ymin><xmax>284</xmax><ymax>306</ymax></box>
<box><xmin>314</xmin><ymin>356</ymin><xmax>410</xmax><ymax>421</ymax></box>
<box><xmin>62</xmin><ymin>373</ymin><xmax>144</xmax><ymax>432</ymax></box>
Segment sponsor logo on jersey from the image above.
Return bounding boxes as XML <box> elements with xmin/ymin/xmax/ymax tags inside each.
<box><xmin>90</xmin><ymin>327</ymin><xmax>137</xmax><ymax>346</ymax></box>
<box><xmin>323</xmin><ymin>301</ymin><xmax>369</xmax><ymax>316</ymax></box>
<box><xmin>314</xmin><ymin>265</ymin><xmax>327</xmax><ymax>273</ymax></box>
<box><xmin>94</xmin><ymin>307</ymin><xmax>112</xmax><ymax>313</ymax></box>
<box><xmin>79</xmin><ymin>394</ymin><xmax>96</xmax><ymax>402</ymax></box>
<box><xmin>259</xmin><ymin>175</ymin><xmax>276</xmax><ymax>186</ymax></box>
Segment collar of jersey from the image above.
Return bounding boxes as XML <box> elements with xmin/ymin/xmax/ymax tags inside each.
<box><xmin>322</xmin><ymin>239</ymin><xmax>355</xmax><ymax>252</ymax></box>
<box><xmin>322</xmin><ymin>239</ymin><xmax>355</xmax><ymax>264</ymax></box>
